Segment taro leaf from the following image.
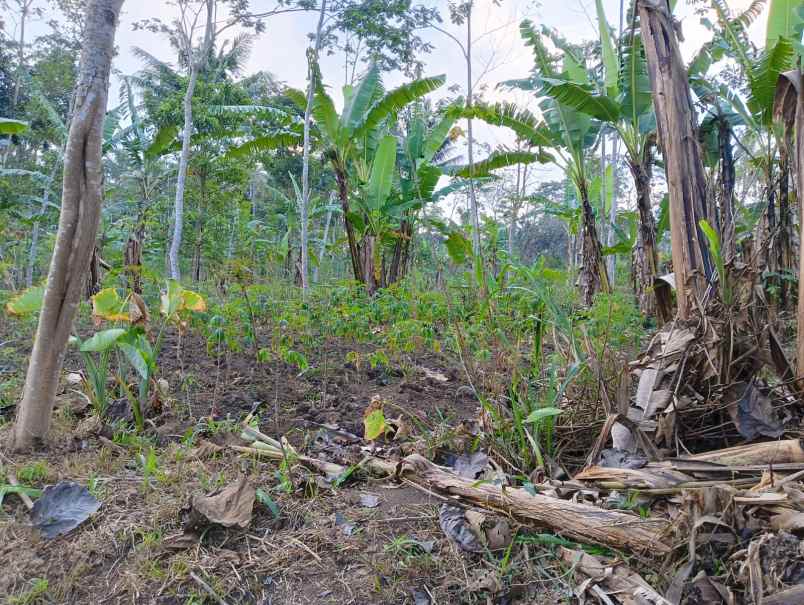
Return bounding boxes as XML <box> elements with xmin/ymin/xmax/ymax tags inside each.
<box><xmin>359</xmin><ymin>493</ymin><xmax>380</xmax><ymax>508</ymax></box>
<box><xmin>363</xmin><ymin>408</ymin><xmax>387</xmax><ymax>441</ymax></box>
<box><xmin>79</xmin><ymin>328</ymin><xmax>127</xmax><ymax>353</ymax></box>
<box><xmin>452</xmin><ymin>451</ymin><xmax>489</xmax><ymax>479</ymax></box>
<box><xmin>5</xmin><ymin>285</ymin><xmax>45</xmax><ymax>316</ymax></box>
<box><xmin>91</xmin><ymin>288</ymin><xmax>129</xmax><ymax>322</ymax></box>
<box><xmin>438</xmin><ymin>504</ymin><xmax>483</xmax><ymax>553</ymax></box>
<box><xmin>727</xmin><ymin>381</ymin><xmax>783</xmax><ymax>440</ymax></box>
<box><xmin>184</xmin><ymin>475</ymin><xmax>255</xmax><ymax>532</ymax></box>
<box><xmin>30</xmin><ymin>482</ymin><xmax>100</xmax><ymax>539</ymax></box>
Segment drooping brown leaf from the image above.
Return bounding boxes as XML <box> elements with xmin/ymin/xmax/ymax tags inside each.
<box><xmin>184</xmin><ymin>474</ymin><xmax>255</xmax><ymax>532</ymax></box>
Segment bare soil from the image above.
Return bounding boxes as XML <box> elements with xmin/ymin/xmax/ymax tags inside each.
<box><xmin>0</xmin><ymin>326</ymin><xmax>567</xmax><ymax>604</ymax></box>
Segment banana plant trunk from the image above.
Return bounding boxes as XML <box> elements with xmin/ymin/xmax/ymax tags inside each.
<box><xmin>124</xmin><ymin>235</ymin><xmax>142</xmax><ymax>294</ymax></box>
<box><xmin>334</xmin><ymin>168</ymin><xmax>364</xmax><ymax>284</ymax></box>
<box><xmin>387</xmin><ymin>218</ymin><xmax>412</xmax><ymax>286</ymax></box>
<box><xmin>795</xmin><ymin>71</ymin><xmax>804</xmax><ymax>380</ymax></box>
<box><xmin>638</xmin><ymin>0</ymin><xmax>712</xmax><ymax>320</ymax></box>
<box><xmin>13</xmin><ymin>0</ymin><xmax>124</xmax><ymax>450</ymax></box>
<box><xmin>578</xmin><ymin>182</ymin><xmax>610</xmax><ymax>307</ymax></box>
<box><xmin>628</xmin><ymin>144</ymin><xmax>660</xmax><ymax>320</ymax></box>
<box><xmin>360</xmin><ymin>234</ymin><xmax>380</xmax><ymax>295</ymax></box>
<box><xmin>719</xmin><ymin>117</ymin><xmax>736</xmax><ymax>263</ymax></box>
<box><xmin>778</xmin><ymin>145</ymin><xmax>792</xmax><ymax>308</ymax></box>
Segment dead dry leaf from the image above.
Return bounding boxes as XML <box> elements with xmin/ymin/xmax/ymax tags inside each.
<box><xmin>184</xmin><ymin>474</ymin><xmax>254</xmax><ymax>532</ymax></box>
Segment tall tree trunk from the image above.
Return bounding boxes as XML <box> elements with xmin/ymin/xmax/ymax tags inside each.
<box><xmin>638</xmin><ymin>0</ymin><xmax>712</xmax><ymax>320</ymax></box>
<box><xmin>168</xmin><ymin>0</ymin><xmax>214</xmax><ymax>280</ymax></box>
<box><xmin>464</xmin><ymin>4</ymin><xmax>486</xmax><ymax>296</ymax></box>
<box><xmin>13</xmin><ymin>0</ymin><xmax>124</xmax><ymax>450</ymax></box>
<box><xmin>299</xmin><ymin>0</ymin><xmax>327</xmax><ymax>293</ymax></box>
<box><xmin>578</xmin><ymin>181</ymin><xmax>610</xmax><ymax>306</ymax></box>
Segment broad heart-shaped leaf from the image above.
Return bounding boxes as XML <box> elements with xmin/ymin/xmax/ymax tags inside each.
<box><xmin>767</xmin><ymin>0</ymin><xmax>804</xmax><ymax>47</ymax></box>
<box><xmin>364</xmin><ymin>408</ymin><xmax>387</xmax><ymax>441</ymax></box>
<box><xmin>367</xmin><ymin>135</ymin><xmax>397</xmax><ymax>214</ymax></box>
<box><xmin>0</xmin><ymin>117</ymin><xmax>29</xmax><ymax>135</ymax></box>
<box><xmin>541</xmin><ymin>79</ymin><xmax>621</xmax><ymax>122</ymax></box>
<box><xmin>595</xmin><ymin>0</ymin><xmax>619</xmax><ymax>97</ymax></box>
<box><xmin>92</xmin><ymin>288</ymin><xmax>129</xmax><ymax>322</ymax></box>
<box><xmin>160</xmin><ymin>280</ymin><xmax>207</xmax><ymax>316</ymax></box>
<box><xmin>180</xmin><ymin>289</ymin><xmax>207</xmax><ymax>312</ymax></box>
<box><xmin>117</xmin><ymin>341</ymin><xmax>149</xmax><ymax>379</ymax></box>
<box><xmin>525</xmin><ymin>407</ymin><xmax>563</xmax><ymax>423</ymax></box>
<box><xmin>160</xmin><ymin>280</ymin><xmax>184</xmax><ymax>317</ymax></box>
<box><xmin>6</xmin><ymin>285</ymin><xmax>45</xmax><ymax>316</ymax></box>
<box><xmin>80</xmin><ymin>328</ymin><xmax>128</xmax><ymax>352</ymax></box>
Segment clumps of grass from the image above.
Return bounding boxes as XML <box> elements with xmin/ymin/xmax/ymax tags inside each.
<box><xmin>8</xmin><ymin>578</ymin><xmax>49</xmax><ymax>605</ymax></box>
<box><xmin>16</xmin><ymin>460</ymin><xmax>50</xmax><ymax>484</ymax></box>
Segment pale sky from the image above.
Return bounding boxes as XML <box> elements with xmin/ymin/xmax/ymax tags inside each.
<box><xmin>5</xmin><ymin>0</ymin><xmax>769</xmax><ymax>190</ymax></box>
<box><xmin>7</xmin><ymin>0</ymin><xmax>767</xmax><ymax>103</ymax></box>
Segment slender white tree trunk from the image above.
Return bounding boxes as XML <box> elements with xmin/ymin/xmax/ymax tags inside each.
<box><xmin>300</xmin><ymin>0</ymin><xmax>327</xmax><ymax>293</ymax></box>
<box><xmin>13</xmin><ymin>0</ymin><xmax>124</xmax><ymax>450</ymax></box>
<box><xmin>168</xmin><ymin>0</ymin><xmax>214</xmax><ymax>280</ymax></box>
<box><xmin>466</xmin><ymin>6</ymin><xmax>481</xmax><ymax>257</ymax></box>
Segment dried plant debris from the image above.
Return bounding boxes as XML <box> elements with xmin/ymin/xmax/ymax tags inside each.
<box><xmin>183</xmin><ymin>474</ymin><xmax>255</xmax><ymax>532</ymax></box>
<box><xmin>358</xmin><ymin>493</ymin><xmax>380</xmax><ymax>508</ymax></box>
<box><xmin>725</xmin><ymin>381</ymin><xmax>784</xmax><ymax>440</ymax></box>
<box><xmin>560</xmin><ymin>548</ymin><xmax>670</xmax><ymax>605</ymax></box>
<box><xmin>452</xmin><ymin>450</ymin><xmax>489</xmax><ymax>479</ymax></box>
<box><xmin>438</xmin><ymin>504</ymin><xmax>484</xmax><ymax>553</ymax></box>
<box><xmin>30</xmin><ymin>482</ymin><xmax>101</xmax><ymax>539</ymax></box>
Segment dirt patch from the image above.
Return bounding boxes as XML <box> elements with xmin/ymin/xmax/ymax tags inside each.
<box><xmin>0</xmin><ymin>326</ymin><xmax>566</xmax><ymax>604</ymax></box>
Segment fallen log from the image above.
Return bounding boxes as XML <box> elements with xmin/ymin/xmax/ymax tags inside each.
<box><xmin>681</xmin><ymin>439</ymin><xmax>804</xmax><ymax>466</ymax></box>
<box><xmin>235</xmin><ymin>433</ymin><xmax>672</xmax><ymax>554</ymax></box>
<box><xmin>398</xmin><ymin>454</ymin><xmax>672</xmax><ymax>554</ymax></box>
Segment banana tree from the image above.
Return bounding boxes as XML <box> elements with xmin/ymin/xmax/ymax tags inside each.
<box><xmin>228</xmin><ymin>64</ymin><xmax>445</xmax><ymax>292</ymax></box>
<box><xmin>690</xmin><ymin>0</ymin><xmax>802</xmax><ymax>306</ymax></box>
<box><xmin>384</xmin><ymin>103</ymin><xmax>464</xmax><ymax>285</ymax></box>
<box><xmin>531</xmin><ymin>3</ymin><xmax>663</xmax><ymax>318</ymax></box>
<box><xmin>508</xmin><ymin>21</ymin><xmax>610</xmax><ymax>307</ymax></box>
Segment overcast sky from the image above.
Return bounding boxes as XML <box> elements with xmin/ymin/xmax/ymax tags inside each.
<box><xmin>6</xmin><ymin>0</ymin><xmax>769</xmax><ymax>188</ymax></box>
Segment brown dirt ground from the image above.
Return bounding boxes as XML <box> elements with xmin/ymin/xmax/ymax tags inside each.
<box><xmin>0</xmin><ymin>327</ymin><xmax>570</xmax><ymax>605</ymax></box>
